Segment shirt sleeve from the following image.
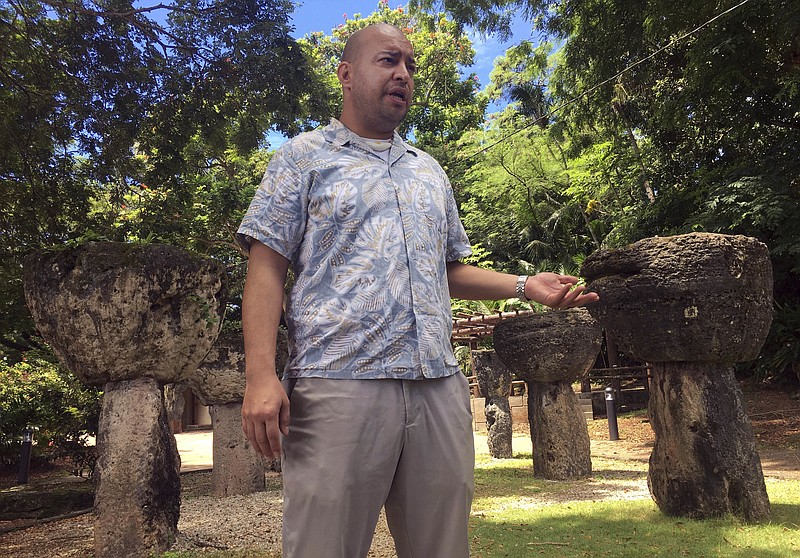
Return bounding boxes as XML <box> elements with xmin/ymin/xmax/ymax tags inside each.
<box><xmin>442</xmin><ymin>172</ymin><xmax>473</xmax><ymax>263</ymax></box>
<box><xmin>236</xmin><ymin>144</ymin><xmax>308</xmax><ymax>262</ymax></box>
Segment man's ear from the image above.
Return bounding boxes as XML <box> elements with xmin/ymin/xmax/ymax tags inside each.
<box><xmin>337</xmin><ymin>61</ymin><xmax>352</xmax><ymax>89</ymax></box>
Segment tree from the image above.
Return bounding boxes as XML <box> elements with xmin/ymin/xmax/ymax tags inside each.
<box><xmin>299</xmin><ymin>1</ymin><xmax>487</xmax><ymax>160</ymax></box>
<box><xmin>423</xmin><ymin>0</ymin><xmax>800</xmax><ymax>384</ymax></box>
<box><xmin>0</xmin><ymin>0</ymin><xmax>329</xmax><ymax>357</ymax></box>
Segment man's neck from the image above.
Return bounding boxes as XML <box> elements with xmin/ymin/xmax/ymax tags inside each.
<box><xmin>338</xmin><ymin>114</ymin><xmax>394</xmax><ymax>140</ymax></box>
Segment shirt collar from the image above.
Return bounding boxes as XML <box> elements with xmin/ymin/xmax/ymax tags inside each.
<box><xmin>323</xmin><ymin>118</ymin><xmax>418</xmax><ymax>159</ymax></box>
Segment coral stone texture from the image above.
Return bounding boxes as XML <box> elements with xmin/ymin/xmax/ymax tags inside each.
<box><xmin>580</xmin><ymin>232</ymin><xmax>773</xmax><ymax>363</ymax></box>
<box><xmin>581</xmin><ymin>232</ymin><xmax>772</xmax><ymax>522</ymax></box>
<box><xmin>189</xmin><ymin>332</ymin><xmax>248</xmax><ymax>407</ymax></box>
<box><xmin>493</xmin><ymin>309</ymin><xmax>603</xmax><ymax>384</ymax></box>
<box><xmin>189</xmin><ymin>332</ymin><xmax>271</xmax><ymax>496</ymax></box>
<box><xmin>647</xmin><ymin>362</ymin><xmax>771</xmax><ymax>522</ymax></box>
<box><xmin>472</xmin><ymin>349</ymin><xmax>513</xmax><ymax>458</ymax></box>
<box><xmin>493</xmin><ymin>309</ymin><xmax>602</xmax><ymax>479</ymax></box>
<box><xmin>23</xmin><ymin>241</ymin><xmax>227</xmax><ymax>386</ymax></box>
<box><xmin>23</xmin><ymin>241</ymin><xmax>228</xmax><ymax>557</ymax></box>
<box><xmin>93</xmin><ymin>378</ymin><xmax>181</xmax><ymax>558</ymax></box>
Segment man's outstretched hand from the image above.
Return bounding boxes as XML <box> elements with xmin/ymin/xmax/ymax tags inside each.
<box><xmin>525</xmin><ymin>273</ymin><xmax>599</xmax><ymax>309</ymax></box>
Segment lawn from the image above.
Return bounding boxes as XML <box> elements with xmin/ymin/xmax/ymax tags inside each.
<box><xmin>469</xmin><ymin>451</ymin><xmax>799</xmax><ymax>558</ymax></box>
<box><xmin>157</xmin><ymin>436</ymin><xmax>800</xmax><ymax>558</ymax></box>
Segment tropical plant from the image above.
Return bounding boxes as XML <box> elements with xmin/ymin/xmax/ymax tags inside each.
<box><xmin>0</xmin><ymin>354</ymin><xmax>101</xmax><ymax>468</ymax></box>
<box><xmin>0</xmin><ymin>0</ymin><xmax>326</xmax><ymax>358</ymax></box>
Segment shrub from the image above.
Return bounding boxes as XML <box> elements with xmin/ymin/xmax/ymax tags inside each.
<box><xmin>746</xmin><ymin>301</ymin><xmax>800</xmax><ymax>387</ymax></box>
<box><xmin>0</xmin><ymin>355</ymin><xmax>101</xmax><ymax>471</ymax></box>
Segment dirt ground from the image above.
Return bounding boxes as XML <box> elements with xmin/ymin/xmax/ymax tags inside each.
<box><xmin>1</xmin><ymin>383</ymin><xmax>798</xmax><ymax>558</ymax></box>
<box><xmin>583</xmin><ymin>382</ymin><xmax>800</xmax><ymax>474</ymax></box>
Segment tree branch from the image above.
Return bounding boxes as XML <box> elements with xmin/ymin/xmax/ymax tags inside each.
<box><xmin>29</xmin><ymin>0</ymin><xmax>219</xmax><ymax>63</ymax></box>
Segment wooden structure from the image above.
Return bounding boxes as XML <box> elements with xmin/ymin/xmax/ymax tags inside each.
<box><xmin>452</xmin><ymin>310</ymin><xmax>651</xmax><ymax>420</ymax></box>
<box><xmin>452</xmin><ymin>309</ymin><xmax>536</xmax><ymax>346</ymax></box>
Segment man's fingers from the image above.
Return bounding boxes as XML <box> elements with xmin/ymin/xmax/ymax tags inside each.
<box><xmin>556</xmin><ymin>284</ymin><xmax>582</xmax><ymax>308</ymax></box>
<box><xmin>279</xmin><ymin>402</ymin><xmax>291</xmax><ymax>437</ymax></box>
<box><xmin>266</xmin><ymin>421</ymin><xmax>282</xmax><ymax>460</ymax></box>
<box><xmin>243</xmin><ymin>417</ymin><xmax>273</xmax><ymax>458</ymax></box>
<box><xmin>559</xmin><ymin>285</ymin><xmax>600</xmax><ymax>308</ymax></box>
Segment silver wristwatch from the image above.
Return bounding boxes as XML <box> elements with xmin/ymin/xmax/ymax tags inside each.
<box><xmin>516</xmin><ymin>275</ymin><xmax>529</xmax><ymax>302</ymax></box>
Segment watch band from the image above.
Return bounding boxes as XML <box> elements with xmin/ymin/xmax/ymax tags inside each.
<box><xmin>516</xmin><ymin>275</ymin><xmax>529</xmax><ymax>302</ymax></box>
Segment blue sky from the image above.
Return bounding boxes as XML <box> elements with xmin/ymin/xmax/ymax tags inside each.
<box><xmin>264</xmin><ymin>1</ymin><xmax>535</xmax><ymax>146</ymax></box>
<box><xmin>289</xmin><ymin>1</ymin><xmax>533</xmax><ymax>94</ymax></box>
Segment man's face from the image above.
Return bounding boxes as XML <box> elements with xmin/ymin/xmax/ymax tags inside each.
<box><xmin>342</xmin><ymin>26</ymin><xmax>416</xmax><ymax>138</ymax></box>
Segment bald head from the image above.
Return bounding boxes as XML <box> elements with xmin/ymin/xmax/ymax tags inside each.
<box><xmin>341</xmin><ymin>23</ymin><xmax>410</xmax><ymax>63</ymax></box>
<box><xmin>336</xmin><ymin>22</ymin><xmax>415</xmax><ymax>138</ymax></box>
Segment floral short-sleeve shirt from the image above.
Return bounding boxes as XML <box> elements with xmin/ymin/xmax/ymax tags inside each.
<box><xmin>237</xmin><ymin>119</ymin><xmax>472</xmax><ymax>380</ymax></box>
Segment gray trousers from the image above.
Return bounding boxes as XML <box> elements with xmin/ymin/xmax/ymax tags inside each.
<box><xmin>281</xmin><ymin>374</ymin><xmax>475</xmax><ymax>558</ymax></box>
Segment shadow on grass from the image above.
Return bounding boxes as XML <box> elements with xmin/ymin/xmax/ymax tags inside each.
<box><xmin>469</xmin><ymin>500</ymin><xmax>800</xmax><ymax>558</ymax></box>
<box><xmin>769</xmin><ymin>502</ymin><xmax>800</xmax><ymax>523</ymax></box>
<box><xmin>474</xmin><ymin>462</ymin><xmax>648</xmax><ymax>500</ymax></box>
<box><xmin>472</xmin><ymin>459</ymin><xmax>800</xmax><ymax>558</ymax></box>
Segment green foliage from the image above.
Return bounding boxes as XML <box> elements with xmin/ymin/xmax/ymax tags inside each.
<box><xmin>456</xmin><ymin>108</ymin><xmax>598</xmax><ymax>274</ymax></box>
<box><xmin>748</xmin><ymin>301</ymin><xmax>800</xmax><ymax>386</ymax></box>
<box><xmin>434</xmin><ymin>0</ymin><xmax>800</xmax><ymax>385</ymax></box>
<box><xmin>0</xmin><ymin>0</ymin><xmax>325</xmax><ymax>355</ymax></box>
<box><xmin>0</xmin><ymin>355</ymin><xmax>101</xmax><ymax>468</ymax></box>
<box><xmin>298</xmin><ymin>1</ymin><xmax>487</xmax><ymax>155</ymax></box>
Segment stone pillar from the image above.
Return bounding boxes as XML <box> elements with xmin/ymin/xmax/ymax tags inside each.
<box><xmin>472</xmin><ymin>349</ymin><xmax>512</xmax><ymax>458</ymax></box>
<box><xmin>493</xmin><ymin>309</ymin><xmax>602</xmax><ymax>479</ymax></box>
<box><xmin>188</xmin><ymin>331</ymin><xmax>272</xmax><ymax>496</ymax></box>
<box><xmin>581</xmin><ymin>232</ymin><xmax>772</xmax><ymax>522</ymax></box>
<box><xmin>164</xmin><ymin>383</ymin><xmax>189</xmax><ymax>434</ymax></box>
<box><xmin>94</xmin><ymin>378</ymin><xmax>180</xmax><ymax>557</ymax></box>
<box><xmin>23</xmin><ymin>242</ymin><xmax>227</xmax><ymax>557</ymax></box>
<box><xmin>209</xmin><ymin>403</ymin><xmax>267</xmax><ymax>496</ymax></box>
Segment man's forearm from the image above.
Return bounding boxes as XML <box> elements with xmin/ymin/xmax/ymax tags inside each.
<box><xmin>446</xmin><ymin>260</ymin><xmax>598</xmax><ymax>309</ymax></box>
<box><xmin>446</xmin><ymin>261</ymin><xmax>518</xmax><ymax>300</ymax></box>
<box><xmin>242</xmin><ymin>241</ymin><xmax>290</xmax><ymax>381</ymax></box>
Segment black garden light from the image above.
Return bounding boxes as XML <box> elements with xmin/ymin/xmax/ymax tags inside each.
<box><xmin>605</xmin><ymin>387</ymin><xmax>620</xmax><ymax>441</ymax></box>
<box><xmin>16</xmin><ymin>425</ymin><xmax>37</xmax><ymax>485</ymax></box>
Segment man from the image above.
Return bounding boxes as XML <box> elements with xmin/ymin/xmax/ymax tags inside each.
<box><xmin>237</xmin><ymin>23</ymin><xmax>598</xmax><ymax>558</ymax></box>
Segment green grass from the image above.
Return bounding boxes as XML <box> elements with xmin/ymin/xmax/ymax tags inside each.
<box><xmin>156</xmin><ymin>453</ymin><xmax>800</xmax><ymax>558</ymax></box>
<box><xmin>470</xmin><ymin>457</ymin><xmax>800</xmax><ymax>558</ymax></box>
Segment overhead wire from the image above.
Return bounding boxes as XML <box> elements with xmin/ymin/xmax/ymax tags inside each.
<box><xmin>464</xmin><ymin>0</ymin><xmax>756</xmax><ymax>160</ymax></box>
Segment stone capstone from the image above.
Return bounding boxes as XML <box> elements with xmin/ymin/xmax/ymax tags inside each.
<box><xmin>23</xmin><ymin>242</ymin><xmax>227</xmax><ymax>386</ymax></box>
<box><xmin>189</xmin><ymin>332</ymin><xmax>246</xmax><ymax>406</ymax></box>
<box><xmin>189</xmin><ymin>329</ymin><xmax>289</xmax><ymax>406</ymax></box>
<box><xmin>492</xmin><ymin>309</ymin><xmax>602</xmax><ymax>383</ymax></box>
<box><xmin>580</xmin><ymin>232</ymin><xmax>772</xmax><ymax>363</ymax></box>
